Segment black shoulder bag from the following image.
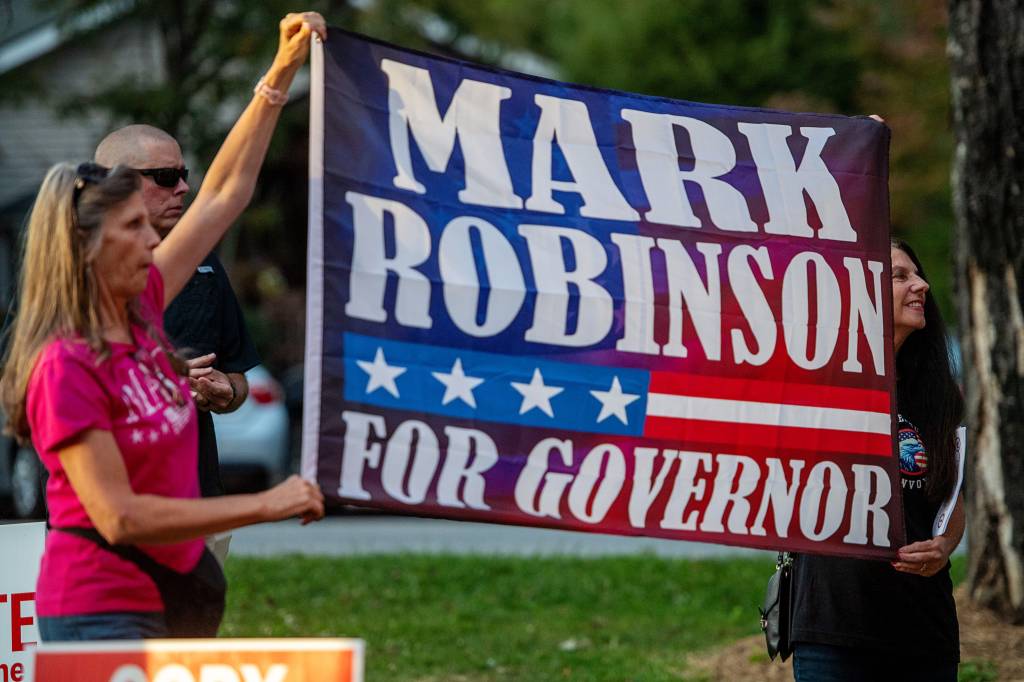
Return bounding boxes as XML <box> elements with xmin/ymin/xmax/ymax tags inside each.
<box><xmin>53</xmin><ymin>526</ymin><xmax>226</xmax><ymax>637</ymax></box>
<box><xmin>759</xmin><ymin>551</ymin><xmax>794</xmax><ymax>661</ymax></box>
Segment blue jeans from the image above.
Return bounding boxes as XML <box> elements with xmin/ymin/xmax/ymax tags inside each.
<box><xmin>793</xmin><ymin>643</ymin><xmax>957</xmax><ymax>682</ymax></box>
<box><xmin>38</xmin><ymin>612</ymin><xmax>167</xmax><ymax>641</ymax></box>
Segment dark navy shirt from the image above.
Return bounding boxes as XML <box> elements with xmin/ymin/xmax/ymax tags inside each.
<box><xmin>164</xmin><ymin>252</ymin><xmax>259</xmax><ymax>497</ymax></box>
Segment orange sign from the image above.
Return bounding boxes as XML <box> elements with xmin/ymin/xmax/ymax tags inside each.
<box><xmin>34</xmin><ymin>638</ymin><xmax>363</xmax><ymax>682</ymax></box>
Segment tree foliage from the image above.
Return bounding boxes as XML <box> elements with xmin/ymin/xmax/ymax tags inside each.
<box><xmin>361</xmin><ymin>0</ymin><xmax>862</xmax><ymax>108</ymax></box>
<box><xmin>2</xmin><ymin>0</ymin><xmax>357</xmax><ymax>158</ymax></box>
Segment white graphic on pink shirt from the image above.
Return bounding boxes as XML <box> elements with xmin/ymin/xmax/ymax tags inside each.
<box><xmin>120</xmin><ymin>366</ymin><xmax>191</xmax><ymax>437</ymax></box>
<box><xmin>163</xmin><ymin>404</ymin><xmax>190</xmax><ymax>436</ymax></box>
<box><xmin>123</xmin><ymin>368</ymin><xmax>161</xmax><ymax>418</ymax></box>
<box><xmin>121</xmin><ymin>392</ymin><xmax>141</xmax><ymax>424</ymax></box>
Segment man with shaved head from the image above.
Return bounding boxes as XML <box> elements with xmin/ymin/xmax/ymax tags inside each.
<box><xmin>96</xmin><ymin>124</ymin><xmax>260</xmax><ymax>504</ymax></box>
<box><xmin>96</xmin><ymin>125</ymin><xmax>190</xmax><ymax>234</ymax></box>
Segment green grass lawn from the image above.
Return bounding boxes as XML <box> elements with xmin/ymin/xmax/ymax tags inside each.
<box><xmin>220</xmin><ymin>553</ymin><xmax>968</xmax><ymax>682</ymax></box>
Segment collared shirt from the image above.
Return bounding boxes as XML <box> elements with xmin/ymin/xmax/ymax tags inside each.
<box><xmin>164</xmin><ymin>252</ymin><xmax>260</xmax><ymax>496</ymax></box>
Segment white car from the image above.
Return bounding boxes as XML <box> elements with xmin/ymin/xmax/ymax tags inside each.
<box><xmin>212</xmin><ymin>364</ymin><xmax>291</xmax><ymax>491</ymax></box>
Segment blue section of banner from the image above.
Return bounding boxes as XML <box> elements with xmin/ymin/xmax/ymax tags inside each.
<box><xmin>343</xmin><ymin>332</ymin><xmax>650</xmax><ymax>436</ymax></box>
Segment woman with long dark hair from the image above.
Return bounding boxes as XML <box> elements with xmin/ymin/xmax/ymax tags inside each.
<box><xmin>789</xmin><ymin>240</ymin><xmax>966</xmax><ymax>681</ymax></box>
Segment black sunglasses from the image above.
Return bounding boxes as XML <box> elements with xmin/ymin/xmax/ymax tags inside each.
<box><xmin>71</xmin><ymin>163</ymin><xmax>111</xmax><ymax>233</ymax></box>
<box><xmin>136</xmin><ymin>166</ymin><xmax>189</xmax><ymax>188</ymax></box>
<box><xmin>73</xmin><ymin>162</ymin><xmax>110</xmax><ymax>207</ymax></box>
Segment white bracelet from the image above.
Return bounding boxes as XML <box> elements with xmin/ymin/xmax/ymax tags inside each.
<box><xmin>254</xmin><ymin>76</ymin><xmax>289</xmax><ymax>106</ymax></box>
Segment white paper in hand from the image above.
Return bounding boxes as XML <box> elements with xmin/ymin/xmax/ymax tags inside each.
<box><xmin>932</xmin><ymin>426</ymin><xmax>966</xmax><ymax>537</ymax></box>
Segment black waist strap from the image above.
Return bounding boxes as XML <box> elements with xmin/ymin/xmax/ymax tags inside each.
<box><xmin>50</xmin><ymin>525</ymin><xmax>184</xmax><ymax>579</ymax></box>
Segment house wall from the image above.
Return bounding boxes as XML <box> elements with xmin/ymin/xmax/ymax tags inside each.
<box><xmin>0</xmin><ymin>17</ymin><xmax>163</xmax><ymax>302</ymax></box>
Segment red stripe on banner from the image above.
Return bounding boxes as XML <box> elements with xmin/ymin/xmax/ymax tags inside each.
<box><xmin>648</xmin><ymin>373</ymin><xmax>890</xmax><ymax>413</ymax></box>
<box><xmin>643</xmin><ymin>416</ymin><xmax>893</xmax><ymax>456</ymax></box>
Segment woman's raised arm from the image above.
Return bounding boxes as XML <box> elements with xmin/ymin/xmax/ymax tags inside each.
<box><xmin>155</xmin><ymin>11</ymin><xmax>327</xmax><ymax>307</ymax></box>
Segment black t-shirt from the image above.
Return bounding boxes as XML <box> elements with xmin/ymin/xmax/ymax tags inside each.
<box><xmin>790</xmin><ymin>416</ymin><xmax>959</xmax><ymax>663</ymax></box>
<box><xmin>164</xmin><ymin>252</ymin><xmax>260</xmax><ymax>497</ymax></box>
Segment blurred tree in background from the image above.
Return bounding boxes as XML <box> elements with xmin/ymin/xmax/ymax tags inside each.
<box><xmin>949</xmin><ymin>0</ymin><xmax>1024</xmax><ymax>624</ymax></box>
<box><xmin>1</xmin><ymin>0</ymin><xmax>958</xmax><ymax>369</ymax></box>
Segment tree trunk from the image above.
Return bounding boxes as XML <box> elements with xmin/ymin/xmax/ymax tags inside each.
<box><xmin>948</xmin><ymin>0</ymin><xmax>1024</xmax><ymax>622</ymax></box>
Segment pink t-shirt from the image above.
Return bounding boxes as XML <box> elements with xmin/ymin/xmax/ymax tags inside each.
<box><xmin>27</xmin><ymin>266</ymin><xmax>204</xmax><ymax>616</ymax></box>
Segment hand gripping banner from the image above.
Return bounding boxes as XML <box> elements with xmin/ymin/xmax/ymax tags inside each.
<box><xmin>303</xmin><ymin>28</ymin><xmax>902</xmax><ymax>559</ymax></box>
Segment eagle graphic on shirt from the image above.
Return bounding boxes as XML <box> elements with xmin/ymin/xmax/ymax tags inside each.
<box><xmin>898</xmin><ymin>421</ymin><xmax>929</xmax><ymax>477</ymax></box>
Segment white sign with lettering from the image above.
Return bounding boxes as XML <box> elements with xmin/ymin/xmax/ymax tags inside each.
<box><xmin>0</xmin><ymin>522</ymin><xmax>44</xmax><ymax>682</ymax></box>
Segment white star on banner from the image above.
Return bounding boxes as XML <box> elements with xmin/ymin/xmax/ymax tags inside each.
<box><xmin>131</xmin><ymin>430</ymin><xmax>144</xmax><ymax>444</ymax></box>
<box><xmin>511</xmin><ymin>368</ymin><xmax>564</xmax><ymax>418</ymax></box>
<box><xmin>590</xmin><ymin>376</ymin><xmax>640</xmax><ymax>425</ymax></box>
<box><xmin>356</xmin><ymin>348</ymin><xmax>407</xmax><ymax>398</ymax></box>
<box><xmin>432</xmin><ymin>358</ymin><xmax>484</xmax><ymax>408</ymax></box>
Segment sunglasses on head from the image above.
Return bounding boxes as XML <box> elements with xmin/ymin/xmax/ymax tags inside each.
<box><xmin>71</xmin><ymin>162</ymin><xmax>111</xmax><ymax>233</ymax></box>
<box><xmin>136</xmin><ymin>166</ymin><xmax>189</xmax><ymax>188</ymax></box>
<box><xmin>73</xmin><ymin>162</ymin><xmax>110</xmax><ymax>207</ymax></box>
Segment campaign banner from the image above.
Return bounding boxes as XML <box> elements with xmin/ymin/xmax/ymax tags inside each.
<box><xmin>34</xmin><ymin>639</ymin><xmax>364</xmax><ymax>682</ymax></box>
<box><xmin>0</xmin><ymin>522</ymin><xmax>44</xmax><ymax>682</ymax></box>
<box><xmin>303</xmin><ymin>29</ymin><xmax>902</xmax><ymax>559</ymax></box>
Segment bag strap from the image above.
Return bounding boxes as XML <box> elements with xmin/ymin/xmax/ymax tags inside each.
<box><xmin>50</xmin><ymin>525</ymin><xmax>179</xmax><ymax>581</ymax></box>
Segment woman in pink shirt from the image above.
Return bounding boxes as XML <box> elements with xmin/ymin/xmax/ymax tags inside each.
<box><xmin>0</xmin><ymin>12</ymin><xmax>327</xmax><ymax>641</ymax></box>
